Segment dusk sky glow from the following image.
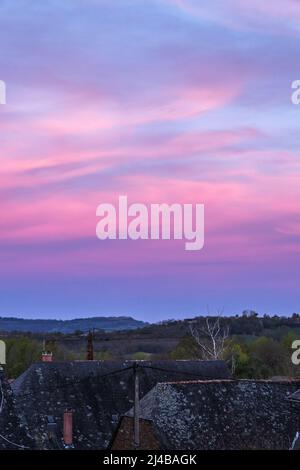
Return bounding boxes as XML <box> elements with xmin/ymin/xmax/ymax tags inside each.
<box><xmin>1</xmin><ymin>0</ymin><xmax>300</xmax><ymax>321</ymax></box>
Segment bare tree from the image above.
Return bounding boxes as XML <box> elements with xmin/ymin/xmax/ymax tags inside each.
<box><xmin>189</xmin><ymin>316</ymin><xmax>229</xmax><ymax>360</ymax></box>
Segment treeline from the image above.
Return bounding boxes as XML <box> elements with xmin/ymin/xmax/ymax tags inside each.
<box><xmin>140</xmin><ymin>312</ymin><xmax>300</xmax><ymax>338</ymax></box>
<box><xmin>1</xmin><ymin>312</ymin><xmax>300</xmax><ymax>379</ymax></box>
<box><xmin>171</xmin><ymin>333</ymin><xmax>299</xmax><ymax>378</ymax></box>
<box><xmin>4</xmin><ymin>337</ymin><xmax>75</xmax><ymax>378</ymax></box>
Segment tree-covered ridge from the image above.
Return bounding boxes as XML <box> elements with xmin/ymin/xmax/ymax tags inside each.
<box><xmin>0</xmin><ymin>316</ymin><xmax>147</xmax><ymax>333</ymax></box>
<box><xmin>1</xmin><ymin>312</ymin><xmax>300</xmax><ymax>379</ymax></box>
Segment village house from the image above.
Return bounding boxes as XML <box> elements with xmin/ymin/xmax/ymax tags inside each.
<box><xmin>1</xmin><ymin>359</ymin><xmax>299</xmax><ymax>450</ymax></box>
<box><xmin>111</xmin><ymin>379</ymin><xmax>300</xmax><ymax>450</ymax></box>
<box><xmin>10</xmin><ymin>359</ymin><xmax>229</xmax><ymax>449</ymax></box>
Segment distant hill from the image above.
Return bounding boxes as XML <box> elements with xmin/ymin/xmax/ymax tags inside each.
<box><xmin>0</xmin><ymin>316</ymin><xmax>148</xmax><ymax>333</ymax></box>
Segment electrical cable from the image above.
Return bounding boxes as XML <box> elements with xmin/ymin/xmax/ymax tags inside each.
<box><xmin>13</xmin><ymin>364</ymin><xmax>135</xmax><ymax>398</ymax></box>
<box><xmin>140</xmin><ymin>363</ymin><xmax>227</xmax><ymax>380</ymax></box>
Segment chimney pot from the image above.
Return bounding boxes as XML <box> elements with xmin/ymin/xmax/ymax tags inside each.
<box><xmin>41</xmin><ymin>352</ymin><xmax>53</xmax><ymax>362</ymax></box>
<box><xmin>63</xmin><ymin>410</ymin><xmax>73</xmax><ymax>447</ymax></box>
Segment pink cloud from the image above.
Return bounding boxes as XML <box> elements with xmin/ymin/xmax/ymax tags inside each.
<box><xmin>167</xmin><ymin>0</ymin><xmax>300</xmax><ymax>34</ymax></box>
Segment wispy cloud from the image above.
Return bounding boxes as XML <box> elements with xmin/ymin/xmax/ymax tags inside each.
<box><xmin>0</xmin><ymin>0</ymin><xmax>299</xmax><ymax>318</ymax></box>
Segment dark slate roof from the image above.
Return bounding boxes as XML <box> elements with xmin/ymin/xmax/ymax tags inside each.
<box><xmin>12</xmin><ymin>360</ymin><xmax>230</xmax><ymax>449</ymax></box>
<box><xmin>291</xmin><ymin>432</ymin><xmax>300</xmax><ymax>450</ymax></box>
<box><xmin>288</xmin><ymin>389</ymin><xmax>300</xmax><ymax>403</ymax></box>
<box><xmin>125</xmin><ymin>379</ymin><xmax>300</xmax><ymax>450</ymax></box>
<box><xmin>0</xmin><ymin>370</ymin><xmax>34</xmax><ymax>449</ymax></box>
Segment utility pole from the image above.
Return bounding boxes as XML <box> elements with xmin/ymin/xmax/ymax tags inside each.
<box><xmin>133</xmin><ymin>362</ymin><xmax>140</xmax><ymax>449</ymax></box>
<box><xmin>86</xmin><ymin>329</ymin><xmax>94</xmax><ymax>360</ymax></box>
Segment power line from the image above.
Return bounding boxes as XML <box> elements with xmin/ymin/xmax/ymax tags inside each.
<box><xmin>0</xmin><ymin>432</ymin><xmax>30</xmax><ymax>449</ymax></box>
<box><xmin>13</xmin><ymin>363</ymin><xmax>226</xmax><ymax>399</ymax></box>
<box><xmin>1</xmin><ymin>362</ymin><xmax>225</xmax><ymax>450</ymax></box>
<box><xmin>141</xmin><ymin>363</ymin><xmax>225</xmax><ymax>380</ymax></box>
<box><xmin>13</xmin><ymin>364</ymin><xmax>135</xmax><ymax>398</ymax></box>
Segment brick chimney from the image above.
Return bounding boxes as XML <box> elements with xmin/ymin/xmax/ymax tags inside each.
<box><xmin>41</xmin><ymin>339</ymin><xmax>53</xmax><ymax>362</ymax></box>
<box><xmin>41</xmin><ymin>352</ymin><xmax>53</xmax><ymax>362</ymax></box>
<box><xmin>63</xmin><ymin>410</ymin><xmax>73</xmax><ymax>447</ymax></box>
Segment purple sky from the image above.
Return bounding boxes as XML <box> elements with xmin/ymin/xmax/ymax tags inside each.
<box><xmin>0</xmin><ymin>0</ymin><xmax>300</xmax><ymax>321</ymax></box>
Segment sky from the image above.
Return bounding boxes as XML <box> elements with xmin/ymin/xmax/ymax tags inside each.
<box><xmin>0</xmin><ymin>0</ymin><xmax>300</xmax><ymax>321</ymax></box>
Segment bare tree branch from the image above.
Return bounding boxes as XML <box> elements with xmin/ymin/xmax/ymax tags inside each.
<box><xmin>189</xmin><ymin>316</ymin><xmax>229</xmax><ymax>360</ymax></box>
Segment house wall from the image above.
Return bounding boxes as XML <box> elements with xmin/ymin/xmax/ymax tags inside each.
<box><xmin>111</xmin><ymin>417</ymin><xmax>159</xmax><ymax>450</ymax></box>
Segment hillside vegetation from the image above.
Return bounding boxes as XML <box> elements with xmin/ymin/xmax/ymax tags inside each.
<box><xmin>1</xmin><ymin>312</ymin><xmax>300</xmax><ymax>379</ymax></box>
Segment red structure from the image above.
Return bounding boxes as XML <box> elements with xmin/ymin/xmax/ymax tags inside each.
<box><xmin>63</xmin><ymin>410</ymin><xmax>73</xmax><ymax>446</ymax></box>
<box><xmin>41</xmin><ymin>352</ymin><xmax>53</xmax><ymax>362</ymax></box>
